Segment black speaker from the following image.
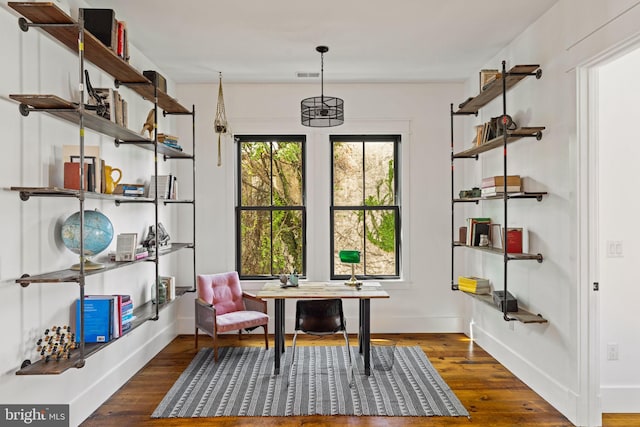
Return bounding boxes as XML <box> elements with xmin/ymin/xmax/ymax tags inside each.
<box><xmin>81</xmin><ymin>8</ymin><xmax>117</xmax><ymax>50</ymax></box>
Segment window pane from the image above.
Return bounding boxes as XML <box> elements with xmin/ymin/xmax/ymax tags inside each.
<box><xmin>272</xmin><ymin>142</ymin><xmax>303</xmax><ymax>206</ymax></box>
<box><xmin>365</xmin><ymin>142</ymin><xmax>395</xmax><ymax>206</ymax></box>
<box><xmin>333</xmin><ymin>210</ymin><xmax>364</xmax><ymax>275</ymax></box>
<box><xmin>333</xmin><ymin>142</ymin><xmax>363</xmax><ymax>206</ymax></box>
<box><xmin>364</xmin><ymin>209</ymin><xmax>397</xmax><ymax>275</ymax></box>
<box><xmin>272</xmin><ymin>209</ymin><xmax>303</xmax><ymax>274</ymax></box>
<box><xmin>241</xmin><ymin>142</ymin><xmax>271</xmax><ymax>206</ymax></box>
<box><xmin>240</xmin><ymin>210</ymin><xmax>271</xmax><ymax>276</ymax></box>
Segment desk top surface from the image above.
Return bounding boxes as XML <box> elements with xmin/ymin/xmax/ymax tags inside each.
<box><xmin>256</xmin><ymin>281</ymin><xmax>390</xmax><ymax>299</ymax></box>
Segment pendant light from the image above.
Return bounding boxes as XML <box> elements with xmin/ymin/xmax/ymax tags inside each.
<box><xmin>301</xmin><ymin>46</ymin><xmax>344</xmax><ymax>127</ymax></box>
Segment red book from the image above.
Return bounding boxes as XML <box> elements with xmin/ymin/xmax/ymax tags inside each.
<box><xmin>117</xmin><ymin>21</ymin><xmax>125</xmax><ymax>58</ymax></box>
<box><xmin>505</xmin><ymin>228</ymin><xmax>523</xmax><ymax>253</ymax></box>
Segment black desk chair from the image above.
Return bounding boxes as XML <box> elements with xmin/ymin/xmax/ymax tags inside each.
<box><xmin>288</xmin><ymin>299</ymin><xmax>353</xmax><ymax>387</ymax></box>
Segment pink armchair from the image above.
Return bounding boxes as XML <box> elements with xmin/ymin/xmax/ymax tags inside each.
<box><xmin>195</xmin><ymin>271</ymin><xmax>269</xmax><ymax>361</ymax></box>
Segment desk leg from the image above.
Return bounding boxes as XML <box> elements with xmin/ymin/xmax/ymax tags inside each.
<box><xmin>358</xmin><ymin>300</ymin><xmax>364</xmax><ymax>354</ymax></box>
<box><xmin>274</xmin><ymin>298</ymin><xmax>285</xmax><ymax>375</ymax></box>
<box><xmin>361</xmin><ymin>298</ymin><xmax>371</xmax><ymax>376</ymax></box>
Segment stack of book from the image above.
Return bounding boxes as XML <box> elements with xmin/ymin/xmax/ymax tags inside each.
<box><xmin>481</xmin><ymin>175</ymin><xmax>522</xmax><ymax>197</ymax></box>
<box><xmin>458</xmin><ymin>276</ymin><xmax>491</xmax><ymax>294</ymax></box>
<box><xmin>114</xmin><ymin>183</ymin><xmax>145</xmax><ymax>197</ymax></box>
<box><xmin>158</xmin><ymin>133</ymin><xmax>182</xmax><ymax>151</ymax></box>
<box><xmin>119</xmin><ymin>295</ymin><xmax>134</xmax><ymax>335</ymax></box>
<box><xmin>75</xmin><ymin>294</ymin><xmax>135</xmax><ymax>343</ymax></box>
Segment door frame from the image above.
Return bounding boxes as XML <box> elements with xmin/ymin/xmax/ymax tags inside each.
<box><xmin>576</xmin><ymin>34</ymin><xmax>640</xmax><ymax>426</ymax></box>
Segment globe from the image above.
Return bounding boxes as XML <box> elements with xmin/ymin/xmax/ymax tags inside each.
<box><xmin>61</xmin><ymin>210</ymin><xmax>114</xmax><ymax>270</ymax></box>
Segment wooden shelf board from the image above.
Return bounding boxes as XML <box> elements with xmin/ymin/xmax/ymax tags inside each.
<box><xmin>453</xmin><ymin>242</ymin><xmax>543</xmax><ymax>261</ymax></box>
<box><xmin>16</xmin><ymin>288</ymin><xmax>192</xmax><ymax>375</ymax></box>
<box><xmin>8</xmin><ymin>2</ymin><xmax>189</xmax><ymax>114</ymax></box>
<box><xmin>10</xmin><ymin>186</ymin><xmax>154</xmax><ymax>202</ymax></box>
<box><xmin>10</xmin><ymin>94</ymin><xmax>151</xmax><ymax>142</ymax></box>
<box><xmin>15</xmin><ymin>243</ymin><xmax>192</xmax><ymax>284</ymax></box>
<box><xmin>453</xmin><ymin>127</ymin><xmax>545</xmax><ymax>158</ymax></box>
<box><xmin>454</xmin><ymin>192</ymin><xmax>548</xmax><ymax>203</ymax></box>
<box><xmin>455</xmin><ymin>65</ymin><xmax>541</xmax><ymax>114</ymax></box>
<box><xmin>9</xmin><ymin>95</ymin><xmax>194</xmax><ymax>157</ymax></box>
<box><xmin>457</xmin><ymin>290</ymin><xmax>548</xmax><ymax>324</ymax></box>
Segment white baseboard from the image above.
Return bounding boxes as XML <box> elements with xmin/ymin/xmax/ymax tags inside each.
<box><xmin>601</xmin><ymin>386</ymin><xmax>640</xmax><ymax>412</ymax></box>
<box><xmin>471</xmin><ymin>323</ymin><xmax>580</xmax><ymax>426</ymax></box>
<box><xmin>69</xmin><ymin>305</ymin><xmax>179</xmax><ymax>426</ymax></box>
<box><xmin>178</xmin><ymin>314</ymin><xmax>467</xmax><ymax>335</ymax></box>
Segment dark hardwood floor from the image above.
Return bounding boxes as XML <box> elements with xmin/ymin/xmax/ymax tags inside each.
<box><xmin>81</xmin><ymin>333</ymin><xmax>638</xmax><ymax>426</ymax></box>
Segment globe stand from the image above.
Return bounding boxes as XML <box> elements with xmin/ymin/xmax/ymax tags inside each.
<box><xmin>70</xmin><ymin>257</ymin><xmax>105</xmax><ymax>271</ymax></box>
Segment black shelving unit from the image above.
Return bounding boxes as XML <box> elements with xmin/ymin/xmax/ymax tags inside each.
<box><xmin>9</xmin><ymin>2</ymin><xmax>197</xmax><ymax>374</ymax></box>
<box><xmin>450</xmin><ymin>61</ymin><xmax>548</xmax><ymax>324</ymax></box>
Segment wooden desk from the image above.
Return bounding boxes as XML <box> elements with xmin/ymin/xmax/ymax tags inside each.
<box><xmin>256</xmin><ymin>281</ymin><xmax>389</xmax><ymax>376</ymax></box>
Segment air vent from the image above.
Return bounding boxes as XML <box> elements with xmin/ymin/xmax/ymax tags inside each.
<box><xmin>296</xmin><ymin>72</ymin><xmax>320</xmax><ymax>78</ymax></box>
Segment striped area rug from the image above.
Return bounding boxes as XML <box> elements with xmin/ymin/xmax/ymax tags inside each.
<box><xmin>151</xmin><ymin>345</ymin><xmax>469</xmax><ymax>418</ymax></box>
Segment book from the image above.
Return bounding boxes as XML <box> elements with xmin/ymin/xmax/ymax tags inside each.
<box><xmin>147</xmin><ymin>175</ymin><xmax>172</xmax><ymax>199</ymax></box>
<box><xmin>62</xmin><ymin>145</ymin><xmax>102</xmax><ymax>192</ymax></box>
<box><xmin>115</xmin><ymin>233</ymin><xmax>138</xmax><ymax>261</ymax></box>
<box><xmin>458</xmin><ymin>276</ymin><xmax>491</xmax><ymax>294</ymax></box>
<box><xmin>481</xmin><ymin>185</ymin><xmax>523</xmax><ymax>196</ymax></box>
<box><xmin>81</xmin><ymin>8</ymin><xmax>117</xmax><ymax>51</ymax></box>
<box><xmin>481</xmin><ymin>175</ymin><xmax>522</xmax><ymax>188</ymax></box>
<box><xmin>466</xmin><ymin>217</ymin><xmax>491</xmax><ymax>246</ymax></box>
<box><xmin>75</xmin><ymin>297</ymin><xmax>112</xmax><ymax>343</ymax></box>
<box><xmin>504</xmin><ymin>227</ymin><xmax>523</xmax><ymax>253</ymax></box>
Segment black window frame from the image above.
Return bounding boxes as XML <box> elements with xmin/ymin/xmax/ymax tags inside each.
<box><xmin>329</xmin><ymin>134</ymin><xmax>401</xmax><ymax>280</ymax></box>
<box><xmin>235</xmin><ymin>135</ymin><xmax>307</xmax><ymax>280</ymax></box>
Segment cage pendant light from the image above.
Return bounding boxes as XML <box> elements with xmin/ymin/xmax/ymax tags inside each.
<box><xmin>301</xmin><ymin>46</ymin><xmax>344</xmax><ymax>127</ymax></box>
<box><xmin>214</xmin><ymin>72</ymin><xmax>229</xmax><ymax>166</ymax></box>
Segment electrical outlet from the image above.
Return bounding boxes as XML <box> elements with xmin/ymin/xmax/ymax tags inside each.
<box><xmin>607</xmin><ymin>343</ymin><xmax>618</xmax><ymax>360</ymax></box>
<box><xmin>606</xmin><ymin>240</ymin><xmax>624</xmax><ymax>257</ymax></box>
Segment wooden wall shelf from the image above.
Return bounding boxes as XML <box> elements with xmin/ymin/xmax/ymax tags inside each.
<box><xmin>456</xmin><ymin>291</ymin><xmax>548</xmax><ymax>324</ymax></box>
<box><xmin>16</xmin><ymin>287</ymin><xmax>192</xmax><ymax>375</ymax></box>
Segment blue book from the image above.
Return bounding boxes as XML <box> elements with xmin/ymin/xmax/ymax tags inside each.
<box><xmin>75</xmin><ymin>297</ymin><xmax>113</xmax><ymax>343</ymax></box>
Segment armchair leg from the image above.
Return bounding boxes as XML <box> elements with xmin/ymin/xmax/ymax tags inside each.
<box><xmin>213</xmin><ymin>331</ymin><xmax>219</xmax><ymax>362</ymax></box>
<box><xmin>263</xmin><ymin>325</ymin><xmax>269</xmax><ymax>350</ymax></box>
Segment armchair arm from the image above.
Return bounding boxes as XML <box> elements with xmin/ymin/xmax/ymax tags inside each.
<box><xmin>195</xmin><ymin>298</ymin><xmax>216</xmax><ymax>335</ymax></box>
<box><xmin>242</xmin><ymin>292</ymin><xmax>267</xmax><ymax>314</ymax></box>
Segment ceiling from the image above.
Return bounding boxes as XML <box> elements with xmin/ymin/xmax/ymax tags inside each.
<box><xmin>85</xmin><ymin>0</ymin><xmax>558</xmax><ymax>84</ymax></box>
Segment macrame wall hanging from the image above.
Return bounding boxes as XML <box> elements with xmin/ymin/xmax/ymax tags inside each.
<box><xmin>214</xmin><ymin>72</ymin><xmax>229</xmax><ymax>167</ymax></box>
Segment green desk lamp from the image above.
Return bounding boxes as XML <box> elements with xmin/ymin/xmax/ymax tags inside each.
<box><xmin>339</xmin><ymin>250</ymin><xmax>362</xmax><ymax>287</ymax></box>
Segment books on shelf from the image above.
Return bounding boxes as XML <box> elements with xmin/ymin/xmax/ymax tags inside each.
<box><xmin>504</xmin><ymin>227</ymin><xmax>524</xmax><ymax>253</ymax></box>
<box><xmin>458</xmin><ymin>276</ymin><xmax>491</xmax><ymax>294</ymax></box>
<box><xmin>466</xmin><ymin>217</ymin><xmax>491</xmax><ymax>247</ymax></box>
<box><xmin>481</xmin><ymin>175</ymin><xmax>522</xmax><ymax>188</ymax></box>
<box><xmin>115</xmin><ymin>233</ymin><xmax>137</xmax><ymax>261</ymax></box>
<box><xmin>481</xmin><ymin>186</ymin><xmax>523</xmax><ymax>197</ymax></box>
<box><xmin>157</xmin><ymin>133</ymin><xmax>183</xmax><ymax>151</ymax></box>
<box><xmin>113</xmin><ymin>183</ymin><xmax>145</xmax><ymax>197</ymax></box>
<box><xmin>75</xmin><ymin>296</ymin><xmax>113</xmax><ymax>343</ymax></box>
<box><xmin>147</xmin><ymin>174</ymin><xmax>177</xmax><ymax>199</ymax></box>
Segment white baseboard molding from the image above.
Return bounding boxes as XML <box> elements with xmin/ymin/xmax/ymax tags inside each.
<box><xmin>178</xmin><ymin>314</ymin><xmax>467</xmax><ymax>335</ymax></box>
<box><xmin>471</xmin><ymin>323</ymin><xmax>580</xmax><ymax>426</ymax></box>
<box><xmin>601</xmin><ymin>386</ymin><xmax>640</xmax><ymax>412</ymax></box>
<box><xmin>69</xmin><ymin>305</ymin><xmax>179</xmax><ymax>426</ymax></box>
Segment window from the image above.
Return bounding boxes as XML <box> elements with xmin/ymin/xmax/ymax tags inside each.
<box><xmin>236</xmin><ymin>135</ymin><xmax>306</xmax><ymax>279</ymax></box>
<box><xmin>330</xmin><ymin>135</ymin><xmax>401</xmax><ymax>280</ymax></box>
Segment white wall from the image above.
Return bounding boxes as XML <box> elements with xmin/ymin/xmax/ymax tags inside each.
<box><xmin>598</xmin><ymin>47</ymin><xmax>640</xmax><ymax>412</ymax></box>
<box><xmin>174</xmin><ymin>81</ymin><xmax>468</xmax><ymax>335</ymax></box>
<box><xmin>458</xmin><ymin>0</ymin><xmax>640</xmax><ymax>425</ymax></box>
<box><xmin>0</xmin><ymin>1</ymin><xmax>184</xmax><ymax>425</ymax></box>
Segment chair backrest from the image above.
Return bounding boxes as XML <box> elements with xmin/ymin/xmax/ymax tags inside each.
<box><xmin>295</xmin><ymin>299</ymin><xmax>345</xmax><ymax>334</ymax></box>
<box><xmin>197</xmin><ymin>272</ymin><xmax>245</xmax><ymax>315</ymax></box>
